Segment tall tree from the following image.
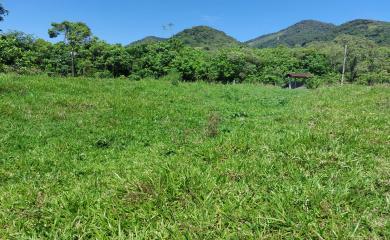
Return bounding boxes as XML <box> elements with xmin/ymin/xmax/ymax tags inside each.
<box><xmin>334</xmin><ymin>35</ymin><xmax>377</xmax><ymax>82</ymax></box>
<box><xmin>0</xmin><ymin>3</ymin><xmax>8</xmax><ymax>32</ymax></box>
<box><xmin>48</xmin><ymin>21</ymin><xmax>92</xmax><ymax>77</ymax></box>
<box><xmin>0</xmin><ymin>3</ymin><xmax>7</xmax><ymax>22</ymax></box>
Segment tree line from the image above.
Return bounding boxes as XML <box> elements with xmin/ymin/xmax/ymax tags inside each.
<box><xmin>0</xmin><ymin>12</ymin><xmax>389</xmax><ymax>87</ymax></box>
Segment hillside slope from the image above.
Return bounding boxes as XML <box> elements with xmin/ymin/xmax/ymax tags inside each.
<box><xmin>0</xmin><ymin>75</ymin><xmax>389</xmax><ymax>238</ymax></box>
<box><xmin>130</xmin><ymin>26</ymin><xmax>240</xmax><ymax>49</ymax></box>
<box><xmin>247</xmin><ymin>20</ymin><xmax>337</xmax><ymax>48</ymax></box>
<box><xmin>129</xmin><ymin>19</ymin><xmax>389</xmax><ymax>49</ymax></box>
<box><xmin>173</xmin><ymin>26</ymin><xmax>241</xmax><ymax>49</ymax></box>
<box><xmin>129</xmin><ymin>36</ymin><xmax>167</xmax><ymax>46</ymax></box>
<box><xmin>247</xmin><ymin>19</ymin><xmax>390</xmax><ymax>48</ymax></box>
<box><xmin>336</xmin><ymin>19</ymin><xmax>390</xmax><ymax>45</ymax></box>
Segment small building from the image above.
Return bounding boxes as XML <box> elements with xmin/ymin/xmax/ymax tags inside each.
<box><xmin>285</xmin><ymin>73</ymin><xmax>313</xmax><ymax>89</ymax></box>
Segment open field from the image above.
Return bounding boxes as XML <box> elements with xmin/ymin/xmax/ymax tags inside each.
<box><xmin>0</xmin><ymin>74</ymin><xmax>389</xmax><ymax>239</ymax></box>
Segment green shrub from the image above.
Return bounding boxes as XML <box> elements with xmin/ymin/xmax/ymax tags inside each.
<box><xmin>321</xmin><ymin>72</ymin><xmax>341</xmax><ymax>85</ymax></box>
<box><xmin>161</xmin><ymin>69</ymin><xmax>182</xmax><ymax>86</ymax></box>
<box><xmin>305</xmin><ymin>76</ymin><xmax>321</xmax><ymax>89</ymax></box>
<box><xmin>357</xmin><ymin>71</ymin><xmax>390</xmax><ymax>85</ymax></box>
<box><xmin>172</xmin><ymin>47</ymin><xmax>206</xmax><ymax>82</ymax></box>
<box><xmin>94</xmin><ymin>70</ymin><xmax>113</xmax><ymax>79</ymax></box>
<box><xmin>16</xmin><ymin>66</ymin><xmax>42</xmax><ymax>75</ymax></box>
<box><xmin>129</xmin><ymin>74</ymin><xmax>142</xmax><ymax>81</ymax></box>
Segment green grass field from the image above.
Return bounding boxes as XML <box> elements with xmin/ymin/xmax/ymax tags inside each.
<box><xmin>0</xmin><ymin>74</ymin><xmax>389</xmax><ymax>239</ymax></box>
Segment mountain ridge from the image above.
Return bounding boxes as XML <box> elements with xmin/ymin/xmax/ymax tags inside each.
<box><xmin>129</xmin><ymin>36</ymin><xmax>167</xmax><ymax>46</ymax></box>
<box><xmin>247</xmin><ymin>19</ymin><xmax>390</xmax><ymax>47</ymax></box>
<box><xmin>129</xmin><ymin>25</ymin><xmax>240</xmax><ymax>49</ymax></box>
<box><xmin>129</xmin><ymin>19</ymin><xmax>390</xmax><ymax>48</ymax></box>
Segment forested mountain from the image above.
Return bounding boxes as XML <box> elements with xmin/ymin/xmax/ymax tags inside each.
<box><xmin>172</xmin><ymin>26</ymin><xmax>241</xmax><ymax>49</ymax></box>
<box><xmin>131</xmin><ymin>19</ymin><xmax>390</xmax><ymax>49</ymax></box>
<box><xmin>335</xmin><ymin>19</ymin><xmax>390</xmax><ymax>45</ymax></box>
<box><xmin>247</xmin><ymin>19</ymin><xmax>390</xmax><ymax>48</ymax></box>
<box><xmin>247</xmin><ymin>20</ymin><xmax>337</xmax><ymax>48</ymax></box>
<box><xmin>129</xmin><ymin>36</ymin><xmax>167</xmax><ymax>46</ymax></box>
<box><xmin>130</xmin><ymin>26</ymin><xmax>240</xmax><ymax>50</ymax></box>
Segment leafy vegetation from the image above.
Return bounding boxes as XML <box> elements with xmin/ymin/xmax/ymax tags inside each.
<box><xmin>0</xmin><ymin>3</ymin><xmax>7</xmax><ymax>23</ymax></box>
<box><xmin>1</xmin><ymin>27</ymin><xmax>389</xmax><ymax>86</ymax></box>
<box><xmin>0</xmin><ymin>3</ymin><xmax>7</xmax><ymax>33</ymax></box>
<box><xmin>48</xmin><ymin>21</ymin><xmax>92</xmax><ymax>77</ymax></box>
<box><xmin>0</xmin><ymin>8</ymin><xmax>389</xmax><ymax>86</ymax></box>
<box><xmin>0</xmin><ymin>74</ymin><xmax>389</xmax><ymax>238</ymax></box>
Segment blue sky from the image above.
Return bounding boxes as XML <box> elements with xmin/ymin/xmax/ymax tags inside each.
<box><xmin>1</xmin><ymin>0</ymin><xmax>389</xmax><ymax>44</ymax></box>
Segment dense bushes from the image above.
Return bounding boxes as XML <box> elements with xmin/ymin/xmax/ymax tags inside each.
<box><xmin>0</xmin><ymin>30</ymin><xmax>389</xmax><ymax>87</ymax></box>
<box><xmin>357</xmin><ymin>71</ymin><xmax>390</xmax><ymax>85</ymax></box>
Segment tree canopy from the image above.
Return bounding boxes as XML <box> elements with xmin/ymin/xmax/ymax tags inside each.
<box><xmin>48</xmin><ymin>21</ymin><xmax>92</xmax><ymax>76</ymax></box>
<box><xmin>48</xmin><ymin>21</ymin><xmax>92</xmax><ymax>46</ymax></box>
<box><xmin>0</xmin><ymin>4</ymin><xmax>7</xmax><ymax>22</ymax></box>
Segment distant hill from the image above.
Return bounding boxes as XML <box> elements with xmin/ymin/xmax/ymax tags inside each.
<box><xmin>130</xmin><ymin>26</ymin><xmax>240</xmax><ymax>49</ymax></box>
<box><xmin>172</xmin><ymin>26</ymin><xmax>241</xmax><ymax>49</ymax></box>
<box><xmin>335</xmin><ymin>19</ymin><xmax>390</xmax><ymax>45</ymax></box>
<box><xmin>247</xmin><ymin>19</ymin><xmax>390</xmax><ymax>48</ymax></box>
<box><xmin>129</xmin><ymin>36</ymin><xmax>167</xmax><ymax>46</ymax></box>
<box><xmin>247</xmin><ymin>20</ymin><xmax>337</xmax><ymax>48</ymax></box>
<box><xmin>129</xmin><ymin>19</ymin><xmax>389</xmax><ymax>49</ymax></box>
